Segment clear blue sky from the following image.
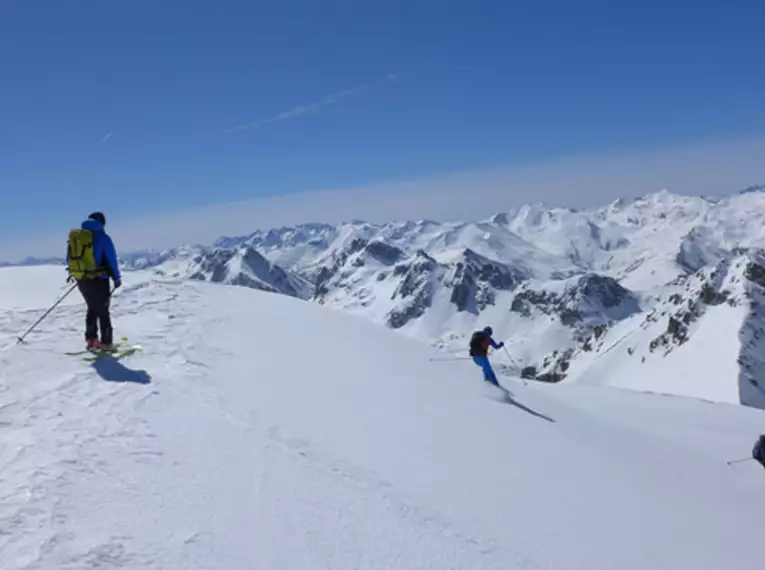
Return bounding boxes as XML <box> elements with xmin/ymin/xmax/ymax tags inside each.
<box><xmin>2</xmin><ymin>0</ymin><xmax>765</xmax><ymax>259</ymax></box>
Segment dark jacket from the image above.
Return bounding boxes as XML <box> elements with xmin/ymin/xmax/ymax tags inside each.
<box><xmin>469</xmin><ymin>330</ymin><xmax>501</xmax><ymax>357</ymax></box>
<box><xmin>754</xmin><ymin>435</ymin><xmax>765</xmax><ymax>469</ymax></box>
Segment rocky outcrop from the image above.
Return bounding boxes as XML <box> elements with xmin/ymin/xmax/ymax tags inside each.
<box><xmin>188</xmin><ymin>246</ymin><xmax>311</xmax><ymax>298</ymax></box>
<box><xmin>744</xmin><ymin>260</ymin><xmax>765</xmax><ymax>289</ymax></box>
<box><xmin>445</xmin><ymin>249</ymin><xmax>527</xmax><ymax>313</ymax></box>
<box><xmin>646</xmin><ymin>259</ymin><xmax>738</xmax><ymax>355</ymax></box>
<box><xmin>313</xmin><ymin>238</ymin><xmax>406</xmax><ymax>302</ymax></box>
<box><xmin>510</xmin><ymin>274</ymin><xmax>639</xmax><ymax>382</ymax></box>
<box><xmin>738</xmin><ymin>251</ymin><xmax>765</xmax><ymax>408</ymax></box>
<box><xmin>386</xmin><ymin>252</ymin><xmax>441</xmax><ymax>329</ymax></box>
<box><xmin>512</xmin><ymin>274</ymin><xmax>638</xmax><ymax>331</ymax></box>
<box><xmin>534</xmin><ymin>349</ymin><xmax>575</xmax><ymax>383</ymax></box>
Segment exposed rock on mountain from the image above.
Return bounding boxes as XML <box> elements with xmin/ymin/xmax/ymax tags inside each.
<box><xmin>188</xmin><ymin>246</ymin><xmax>312</xmax><ymax>299</ymax></box>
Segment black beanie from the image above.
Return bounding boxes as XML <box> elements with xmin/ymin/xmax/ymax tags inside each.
<box><xmin>89</xmin><ymin>212</ymin><xmax>106</xmax><ymax>225</ymax></box>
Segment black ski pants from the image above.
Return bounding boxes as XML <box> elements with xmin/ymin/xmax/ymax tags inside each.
<box><xmin>77</xmin><ymin>278</ymin><xmax>113</xmax><ymax>345</ymax></box>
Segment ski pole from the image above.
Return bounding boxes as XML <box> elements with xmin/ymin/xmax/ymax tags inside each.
<box><xmin>16</xmin><ymin>283</ymin><xmax>77</xmax><ymax>344</ymax></box>
<box><xmin>726</xmin><ymin>457</ymin><xmax>754</xmax><ymax>466</ymax></box>
<box><xmin>503</xmin><ymin>345</ymin><xmax>517</xmax><ymax>366</ymax></box>
<box><xmin>503</xmin><ymin>345</ymin><xmax>527</xmax><ymax>386</ymax></box>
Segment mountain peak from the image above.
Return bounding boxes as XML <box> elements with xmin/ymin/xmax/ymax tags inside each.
<box><xmin>739</xmin><ymin>183</ymin><xmax>765</xmax><ymax>195</ymax></box>
<box><xmin>489</xmin><ymin>212</ymin><xmax>510</xmax><ymax>225</ymax></box>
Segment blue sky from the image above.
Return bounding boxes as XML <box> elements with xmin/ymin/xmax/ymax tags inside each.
<box><xmin>2</xmin><ymin>0</ymin><xmax>764</xmax><ymax>260</ymax></box>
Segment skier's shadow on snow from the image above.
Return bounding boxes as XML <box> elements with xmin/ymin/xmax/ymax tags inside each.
<box><xmin>495</xmin><ymin>386</ymin><xmax>555</xmax><ymax>423</ymax></box>
<box><xmin>91</xmin><ymin>358</ymin><xmax>152</xmax><ymax>385</ymax></box>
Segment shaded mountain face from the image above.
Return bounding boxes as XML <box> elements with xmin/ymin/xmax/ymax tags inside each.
<box><xmin>512</xmin><ymin>274</ymin><xmax>639</xmax><ymax>327</ymax></box>
<box><xmin>386</xmin><ymin>251</ymin><xmax>442</xmax><ymax>329</ymax></box>
<box><xmin>445</xmin><ymin>249</ymin><xmax>530</xmax><ymax>313</ymax></box>
<box><xmin>507</xmin><ymin>273</ymin><xmax>641</xmax><ymax>383</ymax></box>
<box><xmin>187</xmin><ymin>246</ymin><xmax>312</xmax><ymax>299</ymax></box>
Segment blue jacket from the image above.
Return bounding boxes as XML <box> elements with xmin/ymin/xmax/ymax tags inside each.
<box><xmin>68</xmin><ymin>219</ymin><xmax>121</xmax><ymax>282</ymax></box>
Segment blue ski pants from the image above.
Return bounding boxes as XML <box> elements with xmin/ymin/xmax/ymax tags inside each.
<box><xmin>473</xmin><ymin>356</ymin><xmax>499</xmax><ymax>386</ymax></box>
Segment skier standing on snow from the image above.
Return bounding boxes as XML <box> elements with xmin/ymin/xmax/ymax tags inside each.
<box><xmin>469</xmin><ymin>326</ymin><xmax>504</xmax><ymax>386</ymax></box>
<box><xmin>66</xmin><ymin>212</ymin><xmax>122</xmax><ymax>350</ymax></box>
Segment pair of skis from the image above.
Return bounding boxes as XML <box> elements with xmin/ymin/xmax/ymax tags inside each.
<box><xmin>66</xmin><ymin>337</ymin><xmax>142</xmax><ymax>361</ymax></box>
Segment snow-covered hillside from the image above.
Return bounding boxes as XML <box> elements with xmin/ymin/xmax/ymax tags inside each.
<box><xmin>1</xmin><ymin>266</ymin><xmax>764</xmax><ymax>570</ymax></box>
<box><xmin>504</xmin><ymin>189</ymin><xmax>765</xmax><ymax>290</ymax></box>
<box><xmin>562</xmin><ymin>250</ymin><xmax>765</xmax><ymax>409</ymax></box>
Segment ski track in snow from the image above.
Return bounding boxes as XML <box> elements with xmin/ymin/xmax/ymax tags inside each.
<box><xmin>1</xmin><ymin>273</ymin><xmax>764</xmax><ymax>569</ymax></box>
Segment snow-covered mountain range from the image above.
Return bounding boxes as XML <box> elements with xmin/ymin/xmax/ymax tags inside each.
<box><xmin>3</xmin><ymin>190</ymin><xmax>765</xmax><ymax>567</ymax></box>
<box><xmin>22</xmin><ymin>188</ymin><xmax>765</xmax><ymax>408</ymax></box>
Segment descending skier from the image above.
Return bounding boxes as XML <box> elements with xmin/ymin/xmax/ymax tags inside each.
<box><xmin>469</xmin><ymin>326</ymin><xmax>504</xmax><ymax>386</ymax></box>
<box><xmin>66</xmin><ymin>212</ymin><xmax>122</xmax><ymax>350</ymax></box>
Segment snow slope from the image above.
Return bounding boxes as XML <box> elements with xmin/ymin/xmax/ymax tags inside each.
<box><xmin>563</xmin><ymin>251</ymin><xmax>765</xmax><ymax>409</ymax></box>
<box><xmin>0</xmin><ymin>267</ymin><xmax>77</xmax><ymax>312</ymax></box>
<box><xmin>1</xmin><ymin>266</ymin><xmax>764</xmax><ymax>570</ymax></box>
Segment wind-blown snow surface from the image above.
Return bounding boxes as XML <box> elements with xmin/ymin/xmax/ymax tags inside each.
<box><xmin>1</xmin><ymin>267</ymin><xmax>764</xmax><ymax>570</ymax></box>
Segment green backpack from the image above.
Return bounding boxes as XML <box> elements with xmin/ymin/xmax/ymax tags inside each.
<box><xmin>67</xmin><ymin>228</ymin><xmax>106</xmax><ymax>280</ymax></box>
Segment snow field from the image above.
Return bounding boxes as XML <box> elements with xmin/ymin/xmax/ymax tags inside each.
<box><xmin>0</xmin><ymin>267</ymin><xmax>763</xmax><ymax>569</ymax></box>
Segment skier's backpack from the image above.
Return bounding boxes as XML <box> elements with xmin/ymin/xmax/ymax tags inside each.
<box><xmin>469</xmin><ymin>331</ymin><xmax>487</xmax><ymax>357</ymax></box>
<box><xmin>67</xmin><ymin>228</ymin><xmax>104</xmax><ymax>280</ymax></box>
<box><xmin>753</xmin><ymin>435</ymin><xmax>765</xmax><ymax>470</ymax></box>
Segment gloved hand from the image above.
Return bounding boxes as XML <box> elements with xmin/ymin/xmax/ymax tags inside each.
<box><xmin>498</xmin><ymin>342</ymin><xmax>505</xmax><ymax>349</ymax></box>
<box><xmin>113</xmin><ymin>279</ymin><xmax>122</xmax><ymax>290</ymax></box>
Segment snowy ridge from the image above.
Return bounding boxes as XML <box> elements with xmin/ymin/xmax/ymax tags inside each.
<box><xmin>214</xmin><ymin>222</ymin><xmax>338</xmax><ymax>272</ymax></box>
<box><xmin>184</xmin><ymin>189</ymin><xmax>765</xmax><ymax>295</ymax></box>
<box><xmin>123</xmin><ymin>245</ymin><xmax>206</xmax><ymax>273</ymax></box>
